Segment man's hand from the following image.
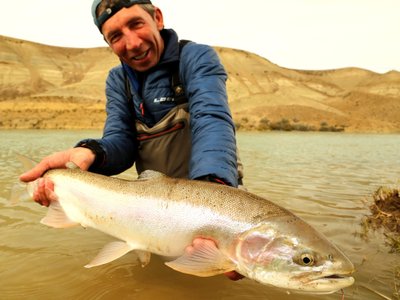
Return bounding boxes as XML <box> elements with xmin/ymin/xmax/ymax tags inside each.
<box><xmin>194</xmin><ymin>178</ymin><xmax>245</xmax><ymax>280</ymax></box>
<box><xmin>223</xmin><ymin>270</ymin><xmax>245</xmax><ymax>281</ymax></box>
<box><xmin>19</xmin><ymin>147</ymin><xmax>95</xmax><ymax>206</ymax></box>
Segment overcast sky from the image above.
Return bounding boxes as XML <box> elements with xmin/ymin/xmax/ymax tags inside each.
<box><xmin>1</xmin><ymin>0</ymin><xmax>399</xmax><ymax>73</ymax></box>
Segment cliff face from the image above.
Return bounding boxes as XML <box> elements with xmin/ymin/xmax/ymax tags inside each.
<box><xmin>0</xmin><ymin>36</ymin><xmax>118</xmax><ymax>129</ymax></box>
<box><xmin>1</xmin><ymin>35</ymin><xmax>400</xmax><ymax>132</ymax></box>
<box><xmin>216</xmin><ymin>47</ymin><xmax>400</xmax><ymax>132</ymax></box>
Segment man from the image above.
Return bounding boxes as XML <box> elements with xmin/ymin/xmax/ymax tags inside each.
<box><xmin>20</xmin><ymin>0</ymin><xmax>243</xmax><ymax>280</ymax></box>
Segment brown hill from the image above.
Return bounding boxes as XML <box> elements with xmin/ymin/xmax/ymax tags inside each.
<box><xmin>1</xmin><ymin>35</ymin><xmax>399</xmax><ymax>132</ymax></box>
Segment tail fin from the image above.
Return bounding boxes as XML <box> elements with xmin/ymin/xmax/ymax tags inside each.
<box><xmin>15</xmin><ymin>153</ymin><xmax>38</xmax><ymax>172</ymax></box>
<box><xmin>10</xmin><ymin>153</ymin><xmax>39</xmax><ymax>204</ymax></box>
<box><xmin>10</xmin><ymin>182</ymin><xmax>32</xmax><ymax>205</ymax></box>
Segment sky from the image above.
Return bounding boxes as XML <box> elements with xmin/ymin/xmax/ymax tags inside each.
<box><xmin>1</xmin><ymin>0</ymin><xmax>399</xmax><ymax>74</ymax></box>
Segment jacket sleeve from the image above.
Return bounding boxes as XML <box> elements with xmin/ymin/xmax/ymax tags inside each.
<box><xmin>180</xmin><ymin>44</ymin><xmax>238</xmax><ymax>187</ymax></box>
<box><xmin>80</xmin><ymin>67</ymin><xmax>137</xmax><ymax>176</ymax></box>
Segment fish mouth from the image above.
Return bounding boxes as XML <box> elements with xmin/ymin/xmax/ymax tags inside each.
<box><xmin>290</xmin><ymin>271</ymin><xmax>355</xmax><ymax>294</ymax></box>
<box><xmin>308</xmin><ymin>273</ymin><xmax>355</xmax><ymax>292</ymax></box>
<box><xmin>323</xmin><ymin>274</ymin><xmax>349</xmax><ymax>279</ymax></box>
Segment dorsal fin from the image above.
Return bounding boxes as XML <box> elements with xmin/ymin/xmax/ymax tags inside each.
<box><xmin>65</xmin><ymin>162</ymin><xmax>80</xmax><ymax>169</ymax></box>
<box><xmin>137</xmin><ymin>170</ymin><xmax>166</xmax><ymax>180</ymax></box>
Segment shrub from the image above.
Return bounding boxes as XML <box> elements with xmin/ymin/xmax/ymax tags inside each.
<box><xmin>258</xmin><ymin>117</ymin><xmax>270</xmax><ymax>130</ymax></box>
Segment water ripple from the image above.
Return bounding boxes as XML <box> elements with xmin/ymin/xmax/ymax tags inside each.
<box><xmin>0</xmin><ymin>131</ymin><xmax>399</xmax><ymax>300</ymax></box>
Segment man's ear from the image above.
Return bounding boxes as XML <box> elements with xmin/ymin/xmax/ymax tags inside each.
<box><xmin>154</xmin><ymin>7</ymin><xmax>164</xmax><ymax>30</ymax></box>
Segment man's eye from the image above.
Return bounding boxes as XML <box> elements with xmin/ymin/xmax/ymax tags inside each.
<box><xmin>109</xmin><ymin>34</ymin><xmax>122</xmax><ymax>44</ymax></box>
<box><xmin>128</xmin><ymin>20</ymin><xmax>144</xmax><ymax>29</ymax></box>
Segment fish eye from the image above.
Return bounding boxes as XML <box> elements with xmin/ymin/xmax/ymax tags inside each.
<box><xmin>300</xmin><ymin>253</ymin><xmax>315</xmax><ymax>266</ymax></box>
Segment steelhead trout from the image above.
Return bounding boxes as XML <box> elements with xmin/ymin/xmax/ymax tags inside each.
<box><xmin>24</xmin><ymin>164</ymin><xmax>354</xmax><ymax>294</ymax></box>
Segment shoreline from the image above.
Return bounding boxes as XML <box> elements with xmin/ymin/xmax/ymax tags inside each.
<box><xmin>1</xmin><ymin>126</ymin><xmax>398</xmax><ymax>134</ymax></box>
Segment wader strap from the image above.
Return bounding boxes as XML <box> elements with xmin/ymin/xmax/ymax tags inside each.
<box><xmin>123</xmin><ymin>65</ymin><xmax>137</xmax><ymax>119</ymax></box>
<box><xmin>171</xmin><ymin>40</ymin><xmax>191</xmax><ymax>105</ymax></box>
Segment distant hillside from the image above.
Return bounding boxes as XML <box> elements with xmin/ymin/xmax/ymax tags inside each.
<box><xmin>1</xmin><ymin>35</ymin><xmax>399</xmax><ymax>132</ymax></box>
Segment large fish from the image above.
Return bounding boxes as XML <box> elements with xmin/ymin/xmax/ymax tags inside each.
<box><xmin>22</xmin><ymin>162</ymin><xmax>354</xmax><ymax>294</ymax></box>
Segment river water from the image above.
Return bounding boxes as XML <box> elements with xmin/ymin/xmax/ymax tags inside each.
<box><xmin>0</xmin><ymin>130</ymin><xmax>399</xmax><ymax>300</ymax></box>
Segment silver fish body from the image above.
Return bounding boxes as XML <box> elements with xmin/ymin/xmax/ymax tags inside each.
<box><xmin>29</xmin><ymin>168</ymin><xmax>354</xmax><ymax>294</ymax></box>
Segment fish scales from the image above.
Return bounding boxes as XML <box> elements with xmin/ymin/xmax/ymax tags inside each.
<box><xmin>21</xmin><ymin>166</ymin><xmax>355</xmax><ymax>294</ymax></box>
<box><xmin>47</xmin><ymin>168</ymin><xmax>291</xmax><ymax>223</ymax></box>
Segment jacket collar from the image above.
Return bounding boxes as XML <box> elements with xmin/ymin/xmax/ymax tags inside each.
<box><xmin>159</xmin><ymin>28</ymin><xmax>180</xmax><ymax>66</ymax></box>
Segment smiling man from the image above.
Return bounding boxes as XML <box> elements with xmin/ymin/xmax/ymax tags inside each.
<box><xmin>99</xmin><ymin>1</ymin><xmax>165</xmax><ymax>71</ymax></box>
<box><xmin>20</xmin><ymin>0</ymin><xmax>243</xmax><ymax>280</ymax></box>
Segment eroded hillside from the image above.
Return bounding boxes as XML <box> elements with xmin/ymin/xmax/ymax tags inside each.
<box><xmin>1</xmin><ymin>35</ymin><xmax>399</xmax><ymax>132</ymax></box>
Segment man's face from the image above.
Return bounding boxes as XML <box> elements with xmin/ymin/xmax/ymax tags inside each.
<box><xmin>102</xmin><ymin>5</ymin><xmax>164</xmax><ymax>72</ymax></box>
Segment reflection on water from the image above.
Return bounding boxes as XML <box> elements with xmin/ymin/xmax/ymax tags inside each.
<box><xmin>0</xmin><ymin>130</ymin><xmax>399</xmax><ymax>299</ymax></box>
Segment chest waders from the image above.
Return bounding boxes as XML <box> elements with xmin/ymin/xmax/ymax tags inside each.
<box><xmin>135</xmin><ymin>103</ymin><xmax>190</xmax><ymax>178</ymax></box>
<box><xmin>124</xmin><ymin>40</ymin><xmax>244</xmax><ymax>184</ymax></box>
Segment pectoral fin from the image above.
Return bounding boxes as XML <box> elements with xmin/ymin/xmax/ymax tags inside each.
<box><xmin>40</xmin><ymin>200</ymin><xmax>79</xmax><ymax>228</ymax></box>
<box><xmin>165</xmin><ymin>238</ymin><xmax>235</xmax><ymax>277</ymax></box>
<box><xmin>137</xmin><ymin>170</ymin><xmax>166</xmax><ymax>180</ymax></box>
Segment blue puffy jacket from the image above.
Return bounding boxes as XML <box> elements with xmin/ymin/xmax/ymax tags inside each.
<box><xmin>81</xmin><ymin>29</ymin><xmax>238</xmax><ymax>187</ymax></box>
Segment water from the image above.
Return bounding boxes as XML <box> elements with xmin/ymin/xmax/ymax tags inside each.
<box><xmin>0</xmin><ymin>130</ymin><xmax>399</xmax><ymax>300</ymax></box>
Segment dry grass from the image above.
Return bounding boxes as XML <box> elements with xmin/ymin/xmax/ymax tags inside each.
<box><xmin>359</xmin><ymin>186</ymin><xmax>400</xmax><ymax>299</ymax></box>
<box><xmin>361</xmin><ymin>186</ymin><xmax>400</xmax><ymax>252</ymax></box>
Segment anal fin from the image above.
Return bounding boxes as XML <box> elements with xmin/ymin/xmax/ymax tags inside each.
<box><xmin>85</xmin><ymin>241</ymin><xmax>133</xmax><ymax>268</ymax></box>
<box><xmin>84</xmin><ymin>241</ymin><xmax>152</xmax><ymax>268</ymax></box>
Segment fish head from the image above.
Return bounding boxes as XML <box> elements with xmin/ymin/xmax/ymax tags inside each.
<box><xmin>235</xmin><ymin>218</ymin><xmax>355</xmax><ymax>294</ymax></box>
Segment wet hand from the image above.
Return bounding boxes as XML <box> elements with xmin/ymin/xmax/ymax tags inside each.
<box><xmin>19</xmin><ymin>147</ymin><xmax>95</xmax><ymax>206</ymax></box>
<box><xmin>224</xmin><ymin>270</ymin><xmax>245</xmax><ymax>281</ymax></box>
<box><xmin>19</xmin><ymin>148</ymin><xmax>95</xmax><ymax>182</ymax></box>
<box><xmin>33</xmin><ymin>178</ymin><xmax>54</xmax><ymax>207</ymax></box>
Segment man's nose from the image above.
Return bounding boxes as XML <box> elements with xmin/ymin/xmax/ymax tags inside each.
<box><xmin>123</xmin><ymin>30</ymin><xmax>141</xmax><ymax>51</ymax></box>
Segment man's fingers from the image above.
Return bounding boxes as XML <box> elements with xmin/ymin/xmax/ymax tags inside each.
<box><xmin>33</xmin><ymin>178</ymin><xmax>47</xmax><ymax>206</ymax></box>
<box><xmin>32</xmin><ymin>178</ymin><xmax>55</xmax><ymax>207</ymax></box>
<box><xmin>44</xmin><ymin>181</ymin><xmax>57</xmax><ymax>202</ymax></box>
<box><xmin>20</xmin><ymin>148</ymin><xmax>95</xmax><ymax>183</ymax></box>
<box><xmin>224</xmin><ymin>271</ymin><xmax>245</xmax><ymax>281</ymax></box>
<box><xmin>20</xmin><ymin>156</ymin><xmax>57</xmax><ymax>182</ymax></box>
<box><xmin>20</xmin><ymin>163</ymin><xmax>49</xmax><ymax>182</ymax></box>
<box><xmin>19</xmin><ymin>148</ymin><xmax>95</xmax><ymax>206</ymax></box>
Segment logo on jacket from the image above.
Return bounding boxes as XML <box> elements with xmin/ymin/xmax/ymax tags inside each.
<box><xmin>153</xmin><ymin>97</ymin><xmax>175</xmax><ymax>104</ymax></box>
